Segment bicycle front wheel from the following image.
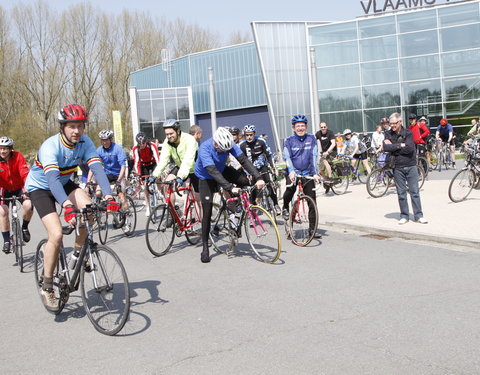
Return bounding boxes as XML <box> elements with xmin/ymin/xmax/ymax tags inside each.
<box><xmin>121</xmin><ymin>196</ymin><xmax>137</xmax><ymax>237</ymax></box>
<box><xmin>330</xmin><ymin>174</ymin><xmax>349</xmax><ymax>195</ymax></box>
<box><xmin>288</xmin><ymin>195</ymin><xmax>318</xmax><ymax>247</ymax></box>
<box><xmin>357</xmin><ymin>162</ymin><xmax>369</xmax><ymax>184</ymax></box>
<box><xmin>209</xmin><ymin>203</ymin><xmax>235</xmax><ymax>255</ymax></box>
<box><xmin>448</xmin><ymin>168</ymin><xmax>476</xmax><ymax>202</ymax></box>
<box><xmin>185</xmin><ymin>201</ymin><xmax>201</xmax><ymax>245</ymax></box>
<box><xmin>80</xmin><ymin>245</ymin><xmax>130</xmax><ymax>336</ymax></box>
<box><xmin>12</xmin><ymin>219</ymin><xmax>23</xmax><ymax>272</ymax></box>
<box><xmin>418</xmin><ymin>156</ymin><xmax>429</xmax><ymax>178</ymax></box>
<box><xmin>146</xmin><ymin>204</ymin><xmax>175</xmax><ymax>257</ymax></box>
<box><xmin>417</xmin><ymin>165</ymin><xmax>426</xmax><ymax>189</ymax></box>
<box><xmin>96</xmin><ymin>210</ymin><xmax>109</xmax><ymax>245</ymax></box>
<box><xmin>244</xmin><ymin>205</ymin><xmax>281</xmax><ymax>263</ymax></box>
<box><xmin>366</xmin><ymin>168</ymin><xmax>391</xmax><ymax>198</ymax></box>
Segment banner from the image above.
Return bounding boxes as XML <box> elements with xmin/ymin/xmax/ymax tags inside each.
<box><xmin>112</xmin><ymin>110</ymin><xmax>123</xmax><ymax>146</ymax></box>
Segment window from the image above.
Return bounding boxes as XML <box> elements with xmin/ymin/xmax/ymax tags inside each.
<box><xmin>400</xmin><ymin>55</ymin><xmax>440</xmax><ymax>81</ymax></box>
<box><xmin>441</xmin><ymin>24</ymin><xmax>480</xmax><ymax>52</ymax></box>
<box><xmin>363</xmin><ymin>84</ymin><xmax>401</xmax><ymax>108</ymax></box>
<box><xmin>402</xmin><ymin>80</ymin><xmax>442</xmax><ymax>106</ymax></box>
<box><xmin>361</xmin><ymin>60</ymin><xmax>399</xmax><ymax>85</ymax></box>
<box><xmin>398</xmin><ymin>30</ymin><xmax>438</xmax><ymax>57</ymax></box>
<box><xmin>438</xmin><ymin>2</ymin><xmax>480</xmax><ymax>27</ymax></box>
<box><xmin>397</xmin><ymin>9</ymin><xmax>437</xmax><ymax>33</ymax></box>
<box><xmin>358</xmin><ymin>16</ymin><xmax>396</xmax><ymax>38</ymax></box>
<box><xmin>314</xmin><ymin>41</ymin><xmax>358</xmax><ymax>67</ymax></box>
<box><xmin>310</xmin><ymin>22</ymin><xmax>357</xmax><ymax>44</ymax></box>
<box><xmin>317</xmin><ymin>64</ymin><xmax>360</xmax><ymax>90</ymax></box>
<box><xmin>360</xmin><ymin>36</ymin><xmax>397</xmax><ymax>62</ymax></box>
<box><xmin>319</xmin><ymin>87</ymin><xmax>362</xmax><ymax>112</ymax></box>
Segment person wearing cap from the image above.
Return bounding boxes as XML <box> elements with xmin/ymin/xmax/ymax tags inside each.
<box><xmin>418</xmin><ymin>116</ymin><xmax>433</xmax><ymax>167</ymax></box>
<box><xmin>371</xmin><ymin>125</ymin><xmax>385</xmax><ymax>154</ymax></box>
<box><xmin>315</xmin><ymin>121</ymin><xmax>337</xmax><ymax>192</ymax></box>
<box><xmin>407</xmin><ymin>113</ymin><xmax>430</xmax><ymax>159</ymax></box>
<box><xmin>341</xmin><ymin>128</ymin><xmax>371</xmax><ymax>177</ymax></box>
<box><xmin>381</xmin><ymin>117</ymin><xmax>390</xmax><ymax>132</ymax></box>
<box><xmin>435</xmin><ymin>118</ymin><xmax>456</xmax><ymax>168</ymax></box>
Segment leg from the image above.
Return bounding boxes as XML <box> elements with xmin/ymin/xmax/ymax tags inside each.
<box><xmin>405</xmin><ymin>165</ymin><xmax>424</xmax><ymax>221</ymax></box>
<box><xmin>303</xmin><ymin>180</ymin><xmax>319</xmax><ymax>235</ymax></box>
<box><xmin>68</xmin><ymin>188</ymin><xmax>93</xmax><ymax>251</ymax></box>
<box><xmin>0</xmin><ymin>204</ymin><xmax>10</xmax><ymax>252</ymax></box>
<box><xmin>199</xmin><ymin>179</ymin><xmax>216</xmax><ymax>263</ymax></box>
<box><xmin>393</xmin><ymin>167</ymin><xmax>410</xmax><ymax>221</ymax></box>
<box><xmin>21</xmin><ymin>198</ymin><xmax>34</xmax><ymax>243</ymax></box>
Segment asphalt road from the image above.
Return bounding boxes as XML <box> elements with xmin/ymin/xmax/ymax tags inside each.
<box><xmin>1</xmin><ymin>208</ymin><xmax>480</xmax><ymax>375</ymax></box>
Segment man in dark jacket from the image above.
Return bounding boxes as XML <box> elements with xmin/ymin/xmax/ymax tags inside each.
<box><xmin>383</xmin><ymin>112</ymin><xmax>428</xmax><ymax>225</ymax></box>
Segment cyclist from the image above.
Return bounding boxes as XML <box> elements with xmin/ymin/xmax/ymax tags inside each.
<box><xmin>407</xmin><ymin>113</ymin><xmax>430</xmax><ymax>159</ymax></box>
<box><xmin>315</xmin><ymin>121</ymin><xmax>336</xmax><ymax>188</ymax></box>
<box><xmin>239</xmin><ymin>124</ymin><xmax>280</xmax><ymax>214</ymax></box>
<box><xmin>131</xmin><ymin>132</ymin><xmax>159</xmax><ymax>216</ymax></box>
<box><xmin>371</xmin><ymin>125</ymin><xmax>384</xmax><ymax>154</ymax></box>
<box><xmin>465</xmin><ymin>118</ymin><xmax>480</xmax><ymax>145</ymax></box>
<box><xmin>25</xmin><ymin>104</ymin><xmax>119</xmax><ymax>311</ymax></box>
<box><xmin>381</xmin><ymin>117</ymin><xmax>390</xmax><ymax>132</ymax></box>
<box><xmin>88</xmin><ymin>129</ymin><xmax>128</xmax><ymax>214</ymax></box>
<box><xmin>341</xmin><ymin>129</ymin><xmax>371</xmax><ymax>177</ymax></box>
<box><xmin>149</xmin><ymin>119</ymin><xmax>199</xmax><ymax>209</ymax></box>
<box><xmin>282</xmin><ymin>115</ymin><xmax>321</xmax><ymax>239</ymax></box>
<box><xmin>435</xmin><ymin>118</ymin><xmax>456</xmax><ymax>168</ymax></box>
<box><xmin>189</xmin><ymin>124</ymin><xmax>203</xmax><ymax>143</ymax></box>
<box><xmin>0</xmin><ymin>137</ymin><xmax>34</xmax><ymax>254</ymax></box>
<box><xmin>194</xmin><ymin>127</ymin><xmax>264</xmax><ymax>263</ymax></box>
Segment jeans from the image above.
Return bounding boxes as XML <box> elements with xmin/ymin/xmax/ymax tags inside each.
<box><xmin>393</xmin><ymin>165</ymin><xmax>424</xmax><ymax>221</ymax></box>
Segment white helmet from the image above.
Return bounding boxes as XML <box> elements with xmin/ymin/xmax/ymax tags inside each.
<box><xmin>98</xmin><ymin>129</ymin><xmax>114</xmax><ymax>140</ymax></box>
<box><xmin>343</xmin><ymin>129</ymin><xmax>352</xmax><ymax>136</ymax></box>
<box><xmin>213</xmin><ymin>127</ymin><xmax>234</xmax><ymax>151</ymax></box>
<box><xmin>0</xmin><ymin>136</ymin><xmax>14</xmax><ymax>147</ymax></box>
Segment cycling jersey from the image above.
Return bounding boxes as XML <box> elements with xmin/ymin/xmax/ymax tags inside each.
<box><xmin>239</xmin><ymin>136</ymin><xmax>274</xmax><ymax>170</ymax></box>
<box><xmin>97</xmin><ymin>142</ymin><xmax>127</xmax><ymax>177</ymax></box>
<box><xmin>132</xmin><ymin>142</ymin><xmax>159</xmax><ymax>175</ymax></box>
<box><xmin>0</xmin><ymin>151</ymin><xmax>29</xmax><ymax>192</ymax></box>
<box><xmin>436</xmin><ymin>124</ymin><xmax>453</xmax><ymax>140</ymax></box>
<box><xmin>194</xmin><ymin>138</ymin><xmax>244</xmax><ymax>180</ymax></box>
<box><xmin>408</xmin><ymin>123</ymin><xmax>429</xmax><ymax>144</ymax></box>
<box><xmin>153</xmin><ymin>132</ymin><xmax>198</xmax><ymax>180</ymax></box>
<box><xmin>283</xmin><ymin>133</ymin><xmax>318</xmax><ymax>176</ymax></box>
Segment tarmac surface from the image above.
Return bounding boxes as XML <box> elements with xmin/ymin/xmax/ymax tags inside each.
<box><xmin>313</xmin><ymin>167</ymin><xmax>479</xmax><ymax>250</ymax></box>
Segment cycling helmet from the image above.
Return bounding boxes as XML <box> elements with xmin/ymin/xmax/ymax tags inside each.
<box><xmin>228</xmin><ymin>127</ymin><xmax>240</xmax><ymax>134</ymax></box>
<box><xmin>291</xmin><ymin>114</ymin><xmax>308</xmax><ymax>125</ymax></box>
<box><xmin>243</xmin><ymin>124</ymin><xmax>256</xmax><ymax>133</ymax></box>
<box><xmin>440</xmin><ymin>118</ymin><xmax>448</xmax><ymax>126</ymax></box>
<box><xmin>98</xmin><ymin>129</ymin><xmax>114</xmax><ymax>140</ymax></box>
<box><xmin>408</xmin><ymin>113</ymin><xmax>417</xmax><ymax>120</ymax></box>
<box><xmin>343</xmin><ymin>128</ymin><xmax>352</xmax><ymax>136</ymax></box>
<box><xmin>136</xmin><ymin>132</ymin><xmax>147</xmax><ymax>144</ymax></box>
<box><xmin>163</xmin><ymin>119</ymin><xmax>180</xmax><ymax>129</ymax></box>
<box><xmin>380</xmin><ymin>117</ymin><xmax>389</xmax><ymax>124</ymax></box>
<box><xmin>213</xmin><ymin>127</ymin><xmax>234</xmax><ymax>151</ymax></box>
<box><xmin>58</xmin><ymin>104</ymin><xmax>88</xmax><ymax>123</ymax></box>
<box><xmin>0</xmin><ymin>136</ymin><xmax>14</xmax><ymax>147</ymax></box>
<box><xmin>419</xmin><ymin>116</ymin><xmax>427</xmax><ymax>122</ymax></box>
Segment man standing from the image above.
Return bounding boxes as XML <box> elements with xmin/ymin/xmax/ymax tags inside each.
<box><xmin>315</xmin><ymin>121</ymin><xmax>336</xmax><ymax>193</ymax></box>
<box><xmin>383</xmin><ymin>113</ymin><xmax>428</xmax><ymax>225</ymax></box>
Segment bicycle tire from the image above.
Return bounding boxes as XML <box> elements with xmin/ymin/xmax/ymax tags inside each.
<box><xmin>244</xmin><ymin>205</ymin><xmax>281</xmax><ymax>263</ymax></box>
<box><xmin>185</xmin><ymin>201</ymin><xmax>201</xmax><ymax>245</ymax></box>
<box><xmin>288</xmin><ymin>195</ymin><xmax>318</xmax><ymax>247</ymax></box>
<box><xmin>417</xmin><ymin>165</ymin><xmax>426</xmax><ymax>189</ymax></box>
<box><xmin>260</xmin><ymin>188</ymin><xmax>277</xmax><ymax>224</ymax></box>
<box><xmin>357</xmin><ymin>162</ymin><xmax>369</xmax><ymax>184</ymax></box>
<box><xmin>145</xmin><ymin>204</ymin><xmax>175</xmax><ymax>257</ymax></box>
<box><xmin>448</xmin><ymin>168</ymin><xmax>476</xmax><ymax>202</ymax></box>
<box><xmin>417</xmin><ymin>156</ymin><xmax>429</xmax><ymax>178</ymax></box>
<box><xmin>80</xmin><ymin>244</ymin><xmax>130</xmax><ymax>336</ymax></box>
<box><xmin>121</xmin><ymin>196</ymin><xmax>137</xmax><ymax>237</ymax></box>
<box><xmin>366</xmin><ymin>167</ymin><xmax>391</xmax><ymax>198</ymax></box>
<box><xmin>13</xmin><ymin>219</ymin><xmax>23</xmax><ymax>272</ymax></box>
<box><xmin>430</xmin><ymin>150</ymin><xmax>439</xmax><ymax>170</ymax></box>
<box><xmin>34</xmin><ymin>239</ymin><xmax>67</xmax><ymax>315</ymax></box>
<box><xmin>209</xmin><ymin>203</ymin><xmax>235</xmax><ymax>255</ymax></box>
<box><xmin>96</xmin><ymin>210</ymin><xmax>109</xmax><ymax>245</ymax></box>
<box><xmin>330</xmin><ymin>173</ymin><xmax>349</xmax><ymax>195</ymax></box>
<box><xmin>438</xmin><ymin>151</ymin><xmax>444</xmax><ymax>172</ymax></box>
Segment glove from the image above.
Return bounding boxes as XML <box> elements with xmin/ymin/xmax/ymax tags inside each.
<box><xmin>63</xmin><ymin>204</ymin><xmax>76</xmax><ymax>223</ymax></box>
<box><xmin>146</xmin><ymin>176</ymin><xmax>156</xmax><ymax>185</ymax></box>
<box><xmin>175</xmin><ymin>177</ymin><xmax>184</xmax><ymax>186</ymax></box>
<box><xmin>106</xmin><ymin>199</ymin><xmax>119</xmax><ymax>212</ymax></box>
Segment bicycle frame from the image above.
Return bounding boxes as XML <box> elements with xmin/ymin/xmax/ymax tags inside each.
<box><xmin>162</xmin><ymin>182</ymin><xmax>200</xmax><ymax>231</ymax></box>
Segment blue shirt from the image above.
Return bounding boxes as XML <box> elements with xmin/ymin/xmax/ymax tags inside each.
<box><xmin>283</xmin><ymin>133</ymin><xmax>318</xmax><ymax>176</ymax></box>
<box><xmin>194</xmin><ymin>138</ymin><xmax>244</xmax><ymax>180</ymax></box>
<box><xmin>436</xmin><ymin>124</ymin><xmax>453</xmax><ymax>139</ymax></box>
<box><xmin>97</xmin><ymin>142</ymin><xmax>126</xmax><ymax>177</ymax></box>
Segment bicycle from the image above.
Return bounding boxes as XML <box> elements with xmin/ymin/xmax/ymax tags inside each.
<box><xmin>327</xmin><ymin>157</ymin><xmax>350</xmax><ymax>195</ymax></box>
<box><xmin>125</xmin><ymin>174</ymin><xmax>146</xmax><ymax>212</ymax></box>
<box><xmin>435</xmin><ymin>141</ymin><xmax>454</xmax><ymax>172</ymax></box>
<box><xmin>256</xmin><ymin>169</ymin><xmax>281</xmax><ymax>221</ymax></box>
<box><xmin>448</xmin><ymin>144</ymin><xmax>480</xmax><ymax>202</ymax></box>
<box><xmin>34</xmin><ymin>203</ymin><xmax>130</xmax><ymax>335</ymax></box>
<box><xmin>338</xmin><ymin>154</ymin><xmax>369</xmax><ymax>184</ymax></box>
<box><xmin>145</xmin><ymin>180</ymin><xmax>201</xmax><ymax>257</ymax></box>
<box><xmin>2</xmin><ymin>196</ymin><xmax>25</xmax><ymax>272</ymax></box>
<box><xmin>209</xmin><ymin>186</ymin><xmax>281</xmax><ymax>263</ymax></box>
<box><xmin>284</xmin><ymin>176</ymin><xmax>319</xmax><ymax>246</ymax></box>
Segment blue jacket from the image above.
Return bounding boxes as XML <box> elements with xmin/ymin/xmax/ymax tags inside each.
<box><xmin>97</xmin><ymin>142</ymin><xmax>127</xmax><ymax>177</ymax></box>
<box><xmin>283</xmin><ymin>133</ymin><xmax>318</xmax><ymax>176</ymax></box>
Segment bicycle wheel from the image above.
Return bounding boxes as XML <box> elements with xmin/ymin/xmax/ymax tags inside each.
<box><xmin>121</xmin><ymin>196</ymin><xmax>137</xmax><ymax>237</ymax></box>
<box><xmin>438</xmin><ymin>151</ymin><xmax>444</xmax><ymax>172</ymax></box>
<box><xmin>244</xmin><ymin>205</ymin><xmax>281</xmax><ymax>263</ymax></box>
<box><xmin>145</xmin><ymin>204</ymin><xmax>175</xmax><ymax>257</ymax></box>
<box><xmin>417</xmin><ymin>165</ymin><xmax>426</xmax><ymax>189</ymax></box>
<box><xmin>96</xmin><ymin>209</ymin><xmax>109</xmax><ymax>245</ymax></box>
<box><xmin>357</xmin><ymin>162</ymin><xmax>369</xmax><ymax>184</ymax></box>
<box><xmin>444</xmin><ymin>150</ymin><xmax>451</xmax><ymax>170</ymax></box>
<box><xmin>185</xmin><ymin>201</ymin><xmax>201</xmax><ymax>245</ymax></box>
<box><xmin>209</xmin><ymin>203</ymin><xmax>235</xmax><ymax>255</ymax></box>
<box><xmin>448</xmin><ymin>168</ymin><xmax>476</xmax><ymax>202</ymax></box>
<box><xmin>34</xmin><ymin>239</ymin><xmax>67</xmax><ymax>315</ymax></box>
<box><xmin>330</xmin><ymin>173</ymin><xmax>349</xmax><ymax>195</ymax></box>
<box><xmin>366</xmin><ymin>167</ymin><xmax>391</xmax><ymax>198</ymax></box>
<box><xmin>288</xmin><ymin>195</ymin><xmax>318</xmax><ymax>247</ymax></box>
<box><xmin>418</xmin><ymin>156</ymin><xmax>429</xmax><ymax>178</ymax></box>
<box><xmin>13</xmin><ymin>219</ymin><xmax>23</xmax><ymax>272</ymax></box>
<box><xmin>430</xmin><ymin>150</ymin><xmax>439</xmax><ymax>170</ymax></box>
<box><xmin>80</xmin><ymin>244</ymin><xmax>130</xmax><ymax>336</ymax></box>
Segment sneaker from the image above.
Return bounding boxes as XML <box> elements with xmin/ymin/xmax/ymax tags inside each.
<box><xmin>416</xmin><ymin>217</ymin><xmax>428</xmax><ymax>224</ymax></box>
<box><xmin>145</xmin><ymin>207</ymin><xmax>151</xmax><ymax>217</ymax></box>
<box><xmin>274</xmin><ymin>205</ymin><xmax>281</xmax><ymax>216</ymax></box>
<box><xmin>325</xmin><ymin>186</ymin><xmax>331</xmax><ymax>194</ymax></box>
<box><xmin>2</xmin><ymin>242</ymin><xmax>10</xmax><ymax>254</ymax></box>
<box><xmin>309</xmin><ymin>230</ymin><xmax>322</xmax><ymax>239</ymax></box>
<box><xmin>282</xmin><ymin>208</ymin><xmax>289</xmax><ymax>221</ymax></box>
<box><xmin>452</xmin><ymin>162</ymin><xmax>456</xmax><ymax>169</ymax></box>
<box><xmin>40</xmin><ymin>289</ymin><xmax>59</xmax><ymax>312</ymax></box>
<box><xmin>398</xmin><ymin>218</ymin><xmax>409</xmax><ymax>225</ymax></box>
<box><xmin>22</xmin><ymin>228</ymin><xmax>31</xmax><ymax>243</ymax></box>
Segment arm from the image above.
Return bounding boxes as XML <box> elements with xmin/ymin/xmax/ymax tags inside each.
<box><xmin>261</xmin><ymin>139</ymin><xmax>275</xmax><ymax>169</ymax></box>
<box><xmin>419</xmin><ymin>124</ymin><xmax>430</xmax><ymax>139</ymax></box>
<box><xmin>151</xmin><ymin>143</ymin><xmax>160</xmax><ymax>165</ymax></box>
<box><xmin>205</xmin><ymin>165</ymin><xmax>234</xmax><ymax>191</ymax></box>
<box><xmin>176</xmin><ymin>135</ymin><xmax>198</xmax><ymax>181</ymax></box>
<box><xmin>132</xmin><ymin>147</ymin><xmax>141</xmax><ymax>175</ymax></box>
<box><xmin>283</xmin><ymin>140</ymin><xmax>296</xmax><ymax>174</ymax></box>
<box><xmin>152</xmin><ymin>141</ymin><xmax>170</xmax><ymax>178</ymax></box>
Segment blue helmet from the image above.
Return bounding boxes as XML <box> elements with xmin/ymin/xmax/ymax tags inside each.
<box><xmin>291</xmin><ymin>114</ymin><xmax>308</xmax><ymax>125</ymax></box>
<box><xmin>243</xmin><ymin>124</ymin><xmax>256</xmax><ymax>133</ymax></box>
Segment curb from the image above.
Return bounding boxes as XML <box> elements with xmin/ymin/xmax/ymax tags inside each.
<box><xmin>324</xmin><ymin>221</ymin><xmax>480</xmax><ymax>250</ymax></box>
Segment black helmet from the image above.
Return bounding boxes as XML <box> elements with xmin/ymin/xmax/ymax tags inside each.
<box><xmin>408</xmin><ymin>113</ymin><xmax>417</xmax><ymax>120</ymax></box>
<box><xmin>136</xmin><ymin>132</ymin><xmax>147</xmax><ymax>144</ymax></box>
<box><xmin>228</xmin><ymin>127</ymin><xmax>240</xmax><ymax>135</ymax></box>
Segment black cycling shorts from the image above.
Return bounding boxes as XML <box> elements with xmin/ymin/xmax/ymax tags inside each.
<box><xmin>353</xmin><ymin>151</ymin><xmax>368</xmax><ymax>160</ymax></box>
<box><xmin>140</xmin><ymin>164</ymin><xmax>156</xmax><ymax>178</ymax></box>
<box><xmin>440</xmin><ymin>137</ymin><xmax>455</xmax><ymax>146</ymax></box>
<box><xmin>29</xmin><ymin>180</ymin><xmax>79</xmax><ymax>219</ymax></box>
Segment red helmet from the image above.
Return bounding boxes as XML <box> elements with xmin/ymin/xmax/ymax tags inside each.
<box><xmin>440</xmin><ymin>118</ymin><xmax>448</xmax><ymax>126</ymax></box>
<box><xmin>58</xmin><ymin>104</ymin><xmax>88</xmax><ymax>124</ymax></box>
<box><xmin>380</xmin><ymin>117</ymin><xmax>389</xmax><ymax>124</ymax></box>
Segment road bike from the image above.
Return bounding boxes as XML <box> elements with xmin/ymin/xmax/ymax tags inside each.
<box><xmin>448</xmin><ymin>144</ymin><xmax>480</xmax><ymax>202</ymax></box>
<box><xmin>209</xmin><ymin>186</ymin><xmax>281</xmax><ymax>263</ymax></box>
<box><xmin>146</xmin><ymin>180</ymin><xmax>201</xmax><ymax>257</ymax></box>
<box><xmin>34</xmin><ymin>203</ymin><xmax>130</xmax><ymax>335</ymax></box>
<box><xmin>434</xmin><ymin>141</ymin><xmax>454</xmax><ymax>172</ymax></box>
<box><xmin>3</xmin><ymin>196</ymin><xmax>25</xmax><ymax>272</ymax></box>
<box><xmin>125</xmin><ymin>174</ymin><xmax>146</xmax><ymax>212</ymax></box>
<box><xmin>284</xmin><ymin>176</ymin><xmax>318</xmax><ymax>246</ymax></box>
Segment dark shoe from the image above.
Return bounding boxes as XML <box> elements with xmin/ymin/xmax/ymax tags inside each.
<box><xmin>201</xmin><ymin>250</ymin><xmax>210</xmax><ymax>263</ymax></box>
<box><xmin>22</xmin><ymin>228</ymin><xmax>31</xmax><ymax>243</ymax></box>
<box><xmin>325</xmin><ymin>186</ymin><xmax>331</xmax><ymax>194</ymax></box>
<box><xmin>2</xmin><ymin>242</ymin><xmax>10</xmax><ymax>254</ymax></box>
<box><xmin>282</xmin><ymin>208</ymin><xmax>289</xmax><ymax>221</ymax></box>
<box><xmin>309</xmin><ymin>230</ymin><xmax>322</xmax><ymax>239</ymax></box>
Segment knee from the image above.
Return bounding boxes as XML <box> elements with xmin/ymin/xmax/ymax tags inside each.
<box><xmin>48</xmin><ymin>230</ymin><xmax>63</xmax><ymax>247</ymax></box>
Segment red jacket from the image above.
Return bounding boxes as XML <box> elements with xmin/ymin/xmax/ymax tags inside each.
<box><xmin>0</xmin><ymin>151</ymin><xmax>30</xmax><ymax>192</ymax></box>
<box><xmin>131</xmin><ymin>143</ymin><xmax>159</xmax><ymax>175</ymax></box>
<box><xmin>408</xmin><ymin>123</ymin><xmax>430</xmax><ymax>144</ymax></box>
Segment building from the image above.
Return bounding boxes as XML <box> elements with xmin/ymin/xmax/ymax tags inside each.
<box><xmin>129</xmin><ymin>0</ymin><xmax>480</xmax><ymax>151</ymax></box>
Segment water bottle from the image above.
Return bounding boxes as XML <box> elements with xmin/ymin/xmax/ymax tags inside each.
<box><xmin>69</xmin><ymin>251</ymin><xmax>80</xmax><ymax>270</ymax></box>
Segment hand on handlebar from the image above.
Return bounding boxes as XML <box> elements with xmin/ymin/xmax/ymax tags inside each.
<box><xmin>231</xmin><ymin>187</ymin><xmax>241</xmax><ymax>196</ymax></box>
<box><xmin>255</xmin><ymin>179</ymin><xmax>265</xmax><ymax>190</ymax></box>
<box><xmin>288</xmin><ymin>171</ymin><xmax>297</xmax><ymax>182</ymax></box>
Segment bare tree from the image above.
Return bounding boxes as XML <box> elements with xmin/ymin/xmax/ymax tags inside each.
<box><xmin>228</xmin><ymin>30</ymin><xmax>252</xmax><ymax>45</ymax></box>
<box><xmin>168</xmin><ymin>18</ymin><xmax>221</xmax><ymax>58</ymax></box>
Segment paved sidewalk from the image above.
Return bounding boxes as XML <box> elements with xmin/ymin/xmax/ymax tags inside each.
<box><xmin>313</xmin><ymin>172</ymin><xmax>480</xmax><ymax>249</ymax></box>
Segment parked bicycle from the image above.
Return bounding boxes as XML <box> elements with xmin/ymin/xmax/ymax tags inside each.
<box><xmin>448</xmin><ymin>144</ymin><xmax>480</xmax><ymax>202</ymax></box>
<box><xmin>3</xmin><ymin>196</ymin><xmax>25</xmax><ymax>272</ymax></box>
<box><xmin>34</xmin><ymin>203</ymin><xmax>130</xmax><ymax>335</ymax></box>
